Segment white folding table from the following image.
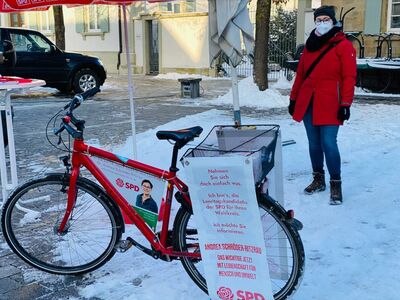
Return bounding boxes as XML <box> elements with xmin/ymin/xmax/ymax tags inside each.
<box><xmin>0</xmin><ymin>78</ymin><xmax>46</xmax><ymax>204</ymax></box>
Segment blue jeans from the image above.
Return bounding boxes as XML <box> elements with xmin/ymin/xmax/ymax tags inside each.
<box><xmin>303</xmin><ymin>105</ymin><xmax>341</xmax><ymax>180</ymax></box>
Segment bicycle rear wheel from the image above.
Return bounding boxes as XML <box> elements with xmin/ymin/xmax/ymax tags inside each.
<box><xmin>173</xmin><ymin>194</ymin><xmax>304</xmax><ymax>300</ymax></box>
<box><xmin>1</xmin><ymin>173</ymin><xmax>122</xmax><ymax>275</ymax></box>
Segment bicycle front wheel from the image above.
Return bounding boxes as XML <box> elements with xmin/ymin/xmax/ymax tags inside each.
<box><xmin>1</xmin><ymin>174</ymin><xmax>122</xmax><ymax>275</ymax></box>
<box><xmin>173</xmin><ymin>195</ymin><xmax>305</xmax><ymax>300</ymax></box>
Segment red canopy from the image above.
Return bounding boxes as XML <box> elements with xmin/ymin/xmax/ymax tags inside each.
<box><xmin>1</xmin><ymin>0</ymin><xmax>166</xmax><ymax>11</ymax></box>
<box><xmin>0</xmin><ymin>1</ymin><xmax>48</xmax><ymax>12</ymax></box>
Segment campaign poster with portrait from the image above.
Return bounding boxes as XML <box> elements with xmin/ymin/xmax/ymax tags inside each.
<box><xmin>92</xmin><ymin>156</ymin><xmax>166</xmax><ymax>231</ymax></box>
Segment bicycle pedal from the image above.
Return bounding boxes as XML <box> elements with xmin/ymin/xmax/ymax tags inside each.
<box><xmin>115</xmin><ymin>239</ymin><xmax>133</xmax><ymax>252</ymax></box>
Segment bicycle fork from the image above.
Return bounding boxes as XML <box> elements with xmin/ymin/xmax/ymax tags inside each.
<box><xmin>56</xmin><ymin>160</ymin><xmax>80</xmax><ymax>235</ymax></box>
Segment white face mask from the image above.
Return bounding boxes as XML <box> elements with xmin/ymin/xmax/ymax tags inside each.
<box><xmin>316</xmin><ymin>21</ymin><xmax>333</xmax><ymax>35</ymax></box>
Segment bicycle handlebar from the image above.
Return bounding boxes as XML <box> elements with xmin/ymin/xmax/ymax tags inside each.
<box><xmin>63</xmin><ymin>87</ymin><xmax>101</xmax><ymax>111</ymax></box>
<box><xmin>55</xmin><ymin>87</ymin><xmax>101</xmax><ymax>138</ymax></box>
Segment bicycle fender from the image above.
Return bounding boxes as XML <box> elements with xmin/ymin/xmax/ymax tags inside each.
<box><xmin>258</xmin><ymin>193</ymin><xmax>303</xmax><ymax>231</ymax></box>
<box><xmin>175</xmin><ymin>191</ymin><xmax>193</xmax><ymax>214</ymax></box>
<box><xmin>258</xmin><ymin>193</ymin><xmax>287</xmax><ymax>216</ymax></box>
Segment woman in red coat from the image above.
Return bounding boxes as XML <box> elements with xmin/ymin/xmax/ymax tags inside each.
<box><xmin>288</xmin><ymin>5</ymin><xmax>357</xmax><ymax>205</ymax></box>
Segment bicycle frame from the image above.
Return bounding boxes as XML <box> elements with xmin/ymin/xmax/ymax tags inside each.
<box><xmin>58</xmin><ymin>138</ymin><xmax>200</xmax><ymax>259</ymax></box>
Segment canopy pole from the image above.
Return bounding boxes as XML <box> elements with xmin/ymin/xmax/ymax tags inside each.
<box><xmin>230</xmin><ymin>61</ymin><xmax>241</xmax><ymax>126</ymax></box>
<box><xmin>122</xmin><ymin>3</ymin><xmax>137</xmax><ymax>159</ymax></box>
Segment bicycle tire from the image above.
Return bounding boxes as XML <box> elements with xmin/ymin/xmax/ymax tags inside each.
<box><xmin>173</xmin><ymin>194</ymin><xmax>305</xmax><ymax>300</ymax></box>
<box><xmin>1</xmin><ymin>173</ymin><xmax>122</xmax><ymax>275</ymax></box>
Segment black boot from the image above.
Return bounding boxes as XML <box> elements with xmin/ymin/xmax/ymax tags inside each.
<box><xmin>330</xmin><ymin>180</ymin><xmax>343</xmax><ymax>205</ymax></box>
<box><xmin>304</xmin><ymin>172</ymin><xmax>326</xmax><ymax>194</ymax></box>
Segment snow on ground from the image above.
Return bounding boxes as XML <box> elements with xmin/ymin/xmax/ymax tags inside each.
<box><xmin>270</xmin><ymin>75</ymin><xmax>294</xmax><ymax>90</ymax></box>
<box><xmin>74</xmin><ymin>76</ymin><xmax>400</xmax><ymax>300</ymax></box>
<box><xmin>202</xmin><ymin>76</ymin><xmax>289</xmax><ymax>109</ymax></box>
<box><xmin>152</xmin><ymin>72</ymin><xmax>230</xmax><ymax>81</ymax></box>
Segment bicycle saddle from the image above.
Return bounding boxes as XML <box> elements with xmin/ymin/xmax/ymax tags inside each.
<box><xmin>156</xmin><ymin>126</ymin><xmax>203</xmax><ymax>147</ymax></box>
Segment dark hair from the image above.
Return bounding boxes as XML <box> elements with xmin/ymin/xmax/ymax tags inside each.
<box><xmin>314</xmin><ymin>5</ymin><xmax>337</xmax><ymax>25</ymax></box>
<box><xmin>142</xmin><ymin>179</ymin><xmax>153</xmax><ymax>189</ymax></box>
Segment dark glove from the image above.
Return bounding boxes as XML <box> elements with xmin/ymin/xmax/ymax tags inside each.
<box><xmin>288</xmin><ymin>100</ymin><xmax>296</xmax><ymax>116</ymax></box>
<box><xmin>337</xmin><ymin>106</ymin><xmax>351</xmax><ymax>121</ymax></box>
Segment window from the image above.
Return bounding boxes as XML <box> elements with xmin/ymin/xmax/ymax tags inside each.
<box><xmin>389</xmin><ymin>0</ymin><xmax>400</xmax><ymax>30</ymax></box>
<box><xmin>174</xmin><ymin>4</ymin><xmax>181</xmax><ymax>13</ymax></box>
<box><xmin>75</xmin><ymin>6</ymin><xmax>109</xmax><ymax>36</ymax></box>
<box><xmin>20</xmin><ymin>11</ymin><xmax>54</xmax><ymax>33</ymax></box>
<box><xmin>40</xmin><ymin>11</ymin><xmax>51</xmax><ymax>32</ymax></box>
<box><xmin>10</xmin><ymin>13</ymin><xmax>25</xmax><ymax>27</ymax></box>
<box><xmin>131</xmin><ymin>2</ymin><xmax>146</xmax><ymax>16</ymax></box>
<box><xmin>186</xmin><ymin>0</ymin><xmax>196</xmax><ymax>12</ymax></box>
<box><xmin>159</xmin><ymin>2</ymin><xmax>181</xmax><ymax>13</ymax></box>
<box><xmin>10</xmin><ymin>31</ymin><xmax>52</xmax><ymax>53</ymax></box>
<box><xmin>87</xmin><ymin>6</ymin><xmax>101</xmax><ymax>32</ymax></box>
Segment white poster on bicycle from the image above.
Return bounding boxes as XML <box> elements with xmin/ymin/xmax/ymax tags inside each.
<box><xmin>91</xmin><ymin>156</ymin><xmax>166</xmax><ymax>231</ymax></box>
<box><xmin>184</xmin><ymin>156</ymin><xmax>273</xmax><ymax>300</ymax></box>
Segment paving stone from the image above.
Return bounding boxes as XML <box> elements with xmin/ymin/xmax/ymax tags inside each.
<box><xmin>0</xmin><ymin>277</ymin><xmax>21</xmax><ymax>295</ymax></box>
<box><xmin>37</xmin><ymin>286</ymin><xmax>83</xmax><ymax>300</ymax></box>
<box><xmin>1</xmin><ymin>282</ymin><xmax>51</xmax><ymax>300</ymax></box>
<box><xmin>0</xmin><ymin>265</ymin><xmax>20</xmax><ymax>279</ymax></box>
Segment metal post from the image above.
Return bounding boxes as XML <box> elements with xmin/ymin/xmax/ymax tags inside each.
<box><xmin>230</xmin><ymin>61</ymin><xmax>241</xmax><ymax>126</ymax></box>
<box><xmin>0</xmin><ymin>90</ymin><xmax>18</xmax><ymax>205</ymax></box>
<box><xmin>296</xmin><ymin>0</ymin><xmax>312</xmax><ymax>45</ymax></box>
<box><xmin>122</xmin><ymin>3</ymin><xmax>138</xmax><ymax>159</ymax></box>
<box><xmin>5</xmin><ymin>91</ymin><xmax>17</xmax><ymax>188</ymax></box>
<box><xmin>268</xmin><ymin>130</ymin><xmax>284</xmax><ymax>206</ymax></box>
<box><xmin>0</xmin><ymin>102</ymin><xmax>8</xmax><ymax>204</ymax></box>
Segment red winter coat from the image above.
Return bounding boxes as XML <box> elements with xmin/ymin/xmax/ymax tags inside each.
<box><xmin>289</xmin><ymin>31</ymin><xmax>357</xmax><ymax>125</ymax></box>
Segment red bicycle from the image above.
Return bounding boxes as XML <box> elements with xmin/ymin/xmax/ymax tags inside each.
<box><xmin>1</xmin><ymin>88</ymin><xmax>304</xmax><ymax>300</ymax></box>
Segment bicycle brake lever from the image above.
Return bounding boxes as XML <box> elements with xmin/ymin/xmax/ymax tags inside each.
<box><xmin>53</xmin><ymin>124</ymin><xmax>65</xmax><ymax>136</ymax></box>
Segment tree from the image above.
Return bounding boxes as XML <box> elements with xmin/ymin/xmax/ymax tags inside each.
<box><xmin>269</xmin><ymin>7</ymin><xmax>297</xmax><ymax>51</ymax></box>
<box><xmin>53</xmin><ymin>6</ymin><xmax>65</xmax><ymax>50</ymax></box>
<box><xmin>253</xmin><ymin>0</ymin><xmax>289</xmax><ymax>91</ymax></box>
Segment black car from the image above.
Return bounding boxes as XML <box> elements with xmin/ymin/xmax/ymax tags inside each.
<box><xmin>0</xmin><ymin>27</ymin><xmax>106</xmax><ymax>93</ymax></box>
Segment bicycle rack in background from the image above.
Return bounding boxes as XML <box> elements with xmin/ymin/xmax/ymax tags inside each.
<box><xmin>348</xmin><ymin>31</ymin><xmax>400</xmax><ymax>60</ymax></box>
<box><xmin>345</xmin><ymin>31</ymin><xmax>365</xmax><ymax>58</ymax></box>
<box><xmin>375</xmin><ymin>33</ymin><xmax>400</xmax><ymax>59</ymax></box>
<box><xmin>339</xmin><ymin>6</ymin><xmax>355</xmax><ymax>31</ymax></box>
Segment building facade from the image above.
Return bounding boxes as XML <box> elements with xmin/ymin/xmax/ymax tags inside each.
<box><xmin>0</xmin><ymin>1</ymin><xmax>213</xmax><ymax>75</ymax></box>
<box><xmin>298</xmin><ymin>0</ymin><xmax>400</xmax><ymax>59</ymax></box>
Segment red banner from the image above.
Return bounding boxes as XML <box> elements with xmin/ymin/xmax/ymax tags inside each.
<box><xmin>1</xmin><ymin>0</ymin><xmax>168</xmax><ymax>11</ymax></box>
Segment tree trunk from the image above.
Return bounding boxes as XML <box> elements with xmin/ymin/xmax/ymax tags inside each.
<box><xmin>253</xmin><ymin>0</ymin><xmax>272</xmax><ymax>91</ymax></box>
<box><xmin>53</xmin><ymin>6</ymin><xmax>65</xmax><ymax>50</ymax></box>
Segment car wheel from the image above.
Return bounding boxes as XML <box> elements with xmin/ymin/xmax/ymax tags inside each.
<box><xmin>73</xmin><ymin>68</ymin><xmax>100</xmax><ymax>93</ymax></box>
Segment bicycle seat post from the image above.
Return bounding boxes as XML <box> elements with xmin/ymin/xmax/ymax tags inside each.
<box><xmin>169</xmin><ymin>143</ymin><xmax>180</xmax><ymax>173</ymax></box>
